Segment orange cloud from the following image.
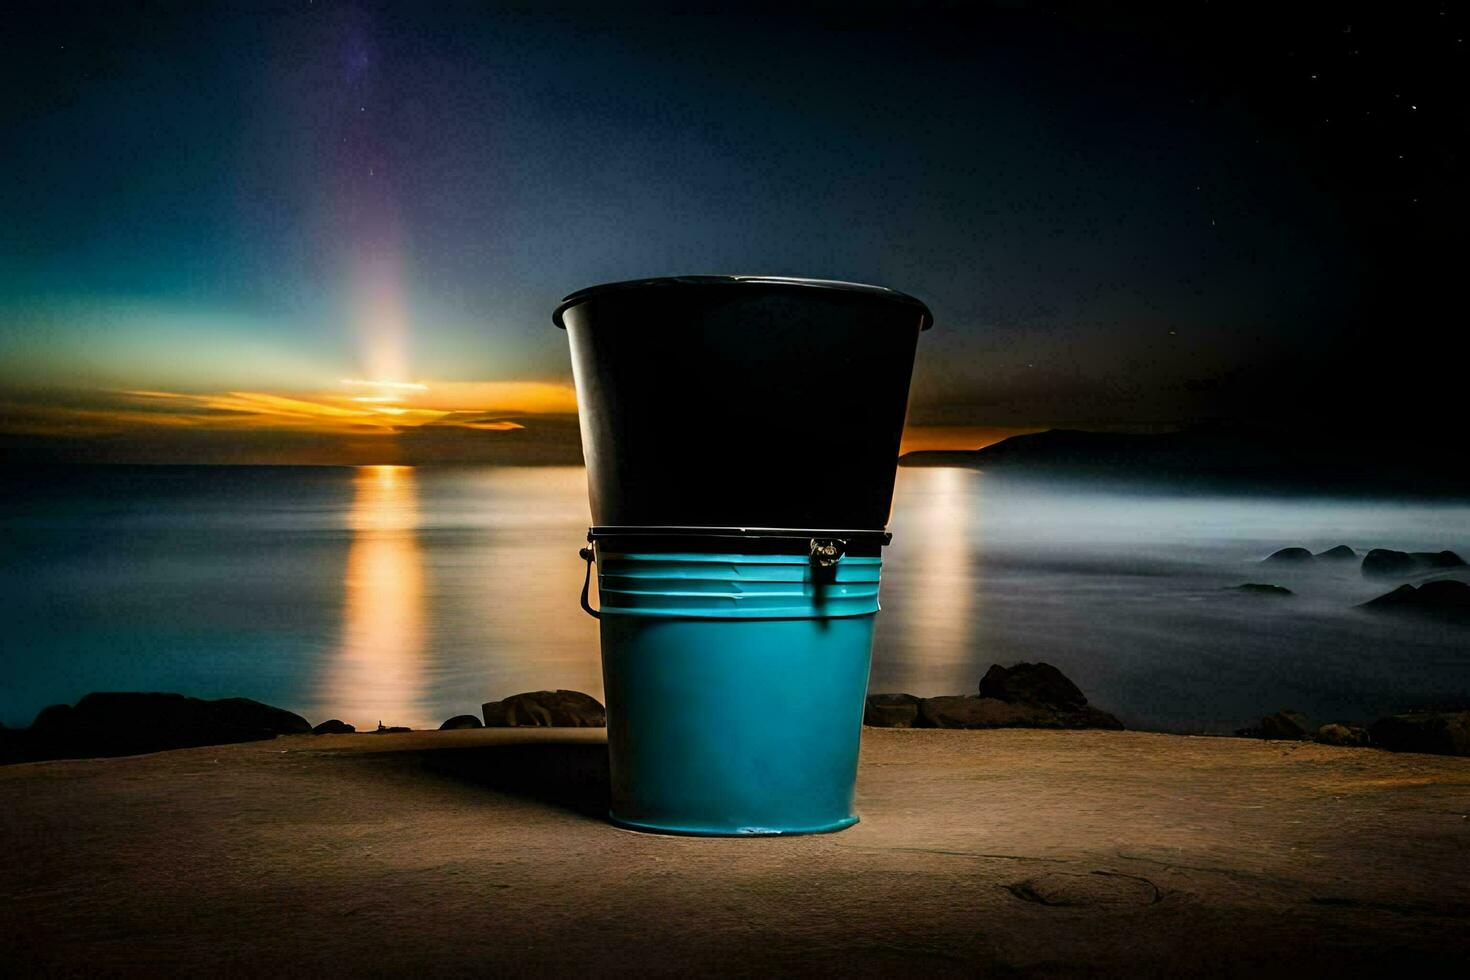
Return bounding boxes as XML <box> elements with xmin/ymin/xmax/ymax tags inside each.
<box><xmin>452</xmin><ymin>420</ymin><xmax>527</xmax><ymax>431</ymax></box>
<box><xmin>395</xmin><ymin>381</ymin><xmax>578</xmax><ymax>414</ymax></box>
<box><xmin>0</xmin><ymin>380</ymin><xmax>577</xmax><ymax>440</ymax></box>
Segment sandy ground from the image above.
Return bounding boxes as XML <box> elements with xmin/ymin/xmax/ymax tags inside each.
<box><xmin>3</xmin><ymin>728</ymin><xmax>1469</xmax><ymax>977</ymax></box>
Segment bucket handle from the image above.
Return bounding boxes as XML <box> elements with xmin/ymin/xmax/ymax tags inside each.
<box><xmin>578</xmin><ymin>547</ymin><xmax>601</xmax><ymax>619</ymax></box>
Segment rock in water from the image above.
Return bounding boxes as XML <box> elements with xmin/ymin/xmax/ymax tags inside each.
<box><xmin>1362</xmin><ymin>549</ymin><xmax>1412</xmax><ymax>578</ymax></box>
<box><xmin>312</xmin><ymin>719</ymin><xmax>355</xmax><ymax>735</ymax></box>
<box><xmin>439</xmin><ymin>714</ymin><xmax>484</xmax><ymax>730</ymax></box>
<box><xmin>24</xmin><ymin>692</ymin><xmax>310</xmax><ymax>761</ymax></box>
<box><xmin>1369</xmin><ymin>712</ymin><xmax>1470</xmax><ymax>757</ymax></box>
<box><xmin>864</xmin><ymin>693</ymin><xmax>921</xmax><ymax>728</ymax></box>
<box><xmin>1361</xmin><ymin>549</ymin><xmax>1467</xmax><ymax>578</ymax></box>
<box><xmin>1231</xmin><ymin>583</ymin><xmax>1294</xmax><ymax>596</ymax></box>
<box><xmin>1256</xmin><ymin>710</ymin><xmax>1313</xmax><ymax>740</ymax></box>
<box><xmin>979</xmin><ymin>662</ymin><xmax>1087</xmax><ymax>710</ymax></box>
<box><xmin>1315</xmin><ymin>545</ymin><xmax>1357</xmax><ymax>560</ymax></box>
<box><xmin>482</xmin><ymin>690</ymin><xmax>606</xmax><ymax>728</ymax></box>
<box><xmin>1315</xmin><ymin>723</ymin><xmax>1370</xmax><ymax>747</ymax></box>
<box><xmin>1359</xmin><ymin>580</ymin><xmax>1470</xmax><ymax>620</ymax></box>
<box><xmin>1263</xmin><ymin>547</ymin><xmax>1315</xmax><ymax>563</ymax></box>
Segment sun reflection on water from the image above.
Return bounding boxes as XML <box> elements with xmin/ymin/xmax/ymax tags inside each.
<box><xmin>318</xmin><ymin>465</ymin><xmax>426</xmax><ymax>729</ymax></box>
<box><xmin>908</xmin><ymin>466</ymin><xmax>979</xmax><ymax>662</ymax></box>
<box><xmin>873</xmin><ymin>465</ymin><xmax>983</xmax><ymax>693</ymax></box>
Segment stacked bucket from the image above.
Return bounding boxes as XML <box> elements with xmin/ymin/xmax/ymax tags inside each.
<box><xmin>554</xmin><ymin>276</ymin><xmax>931</xmax><ymax>835</ymax></box>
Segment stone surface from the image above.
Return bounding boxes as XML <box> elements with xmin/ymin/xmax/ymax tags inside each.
<box><xmin>1315</xmin><ymin>723</ymin><xmax>1371</xmax><ymax>747</ymax></box>
<box><xmin>1370</xmin><ymin>711</ymin><xmax>1470</xmax><ymax>757</ymax></box>
<box><xmin>1263</xmin><ymin>547</ymin><xmax>1314</xmax><ymax>563</ymax></box>
<box><xmin>482</xmin><ymin>690</ymin><xmax>606</xmax><ymax>728</ymax></box>
<box><xmin>312</xmin><ymin>719</ymin><xmax>355</xmax><ymax>735</ymax></box>
<box><xmin>17</xmin><ymin>692</ymin><xmax>309</xmax><ymax>762</ymax></box>
<box><xmin>863</xmin><ymin>693</ymin><xmax>921</xmax><ymax>728</ymax></box>
<box><xmin>978</xmin><ymin>661</ymin><xmax>1088</xmax><ymax>710</ymax></box>
<box><xmin>2</xmin><ymin>728</ymin><xmax>1467</xmax><ymax>975</ymax></box>
<box><xmin>1009</xmin><ymin>871</ymin><xmax>1160</xmax><ymax>907</ymax></box>
<box><xmin>1361</xmin><ymin>548</ymin><xmax>1467</xmax><ymax>579</ymax></box>
<box><xmin>1315</xmin><ymin>545</ymin><xmax>1357</xmax><ymax>560</ymax></box>
<box><xmin>439</xmin><ymin>714</ymin><xmax>484</xmax><ymax>731</ymax></box>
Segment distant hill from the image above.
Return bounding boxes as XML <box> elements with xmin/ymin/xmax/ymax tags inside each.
<box><xmin>899</xmin><ymin>426</ymin><xmax>1470</xmax><ymax>496</ymax></box>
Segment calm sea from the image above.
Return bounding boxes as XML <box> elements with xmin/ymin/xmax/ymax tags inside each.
<box><xmin>2</xmin><ymin>464</ymin><xmax>1467</xmax><ymax>733</ymax></box>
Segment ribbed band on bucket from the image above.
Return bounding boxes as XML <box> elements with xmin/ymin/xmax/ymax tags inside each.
<box><xmin>594</xmin><ymin>550</ymin><xmax>882</xmax><ymax>619</ymax></box>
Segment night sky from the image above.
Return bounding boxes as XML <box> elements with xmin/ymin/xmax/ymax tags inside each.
<box><xmin>1</xmin><ymin>2</ymin><xmax>1465</xmax><ymax>463</ymax></box>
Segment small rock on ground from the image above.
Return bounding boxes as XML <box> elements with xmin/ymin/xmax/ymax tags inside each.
<box><xmin>863</xmin><ymin>693</ymin><xmax>921</xmax><ymax>728</ymax></box>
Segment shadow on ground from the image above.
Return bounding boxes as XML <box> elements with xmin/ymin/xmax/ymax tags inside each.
<box><xmin>358</xmin><ymin>739</ymin><xmax>612</xmax><ymax>819</ymax></box>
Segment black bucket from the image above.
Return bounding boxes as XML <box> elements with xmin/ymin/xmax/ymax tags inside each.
<box><xmin>553</xmin><ymin>276</ymin><xmax>932</xmax><ymax>529</ymax></box>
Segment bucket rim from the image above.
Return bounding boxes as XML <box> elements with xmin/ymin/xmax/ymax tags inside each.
<box><xmin>587</xmin><ymin>525</ymin><xmax>891</xmax><ymax>557</ymax></box>
<box><xmin>551</xmin><ymin>275</ymin><xmax>933</xmax><ymax>331</ymax></box>
<box><xmin>589</xmin><ymin>525</ymin><xmax>890</xmax><ymax>542</ymax></box>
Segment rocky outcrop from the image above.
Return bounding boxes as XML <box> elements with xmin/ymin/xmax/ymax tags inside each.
<box><xmin>1360</xmin><ymin>549</ymin><xmax>1467</xmax><ymax>579</ymax></box>
<box><xmin>865</xmin><ymin>663</ymin><xmax>1123</xmax><ymax>730</ymax></box>
<box><xmin>1369</xmin><ymin>712</ymin><xmax>1470</xmax><ymax>757</ymax></box>
<box><xmin>1359</xmin><ymin>580</ymin><xmax>1470</xmax><ymax>620</ymax></box>
<box><xmin>439</xmin><ymin>714</ymin><xmax>484</xmax><ymax>730</ymax></box>
<box><xmin>1315</xmin><ymin>545</ymin><xmax>1357</xmax><ymax>560</ymax></box>
<box><xmin>482</xmin><ymin>691</ymin><xmax>606</xmax><ymax>728</ymax></box>
<box><xmin>1231</xmin><ymin>583</ymin><xmax>1293</xmax><ymax>596</ymax></box>
<box><xmin>863</xmin><ymin>693</ymin><xmax>921</xmax><ymax>728</ymax></box>
<box><xmin>17</xmin><ymin>692</ymin><xmax>310</xmax><ymax>762</ymax></box>
<box><xmin>1263</xmin><ymin>547</ymin><xmax>1314</xmax><ymax>564</ymax></box>
<box><xmin>312</xmin><ymin>719</ymin><xmax>355</xmax><ymax>735</ymax></box>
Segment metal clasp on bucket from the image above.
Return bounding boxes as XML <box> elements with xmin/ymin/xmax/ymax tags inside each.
<box><xmin>809</xmin><ymin>538</ymin><xmax>847</xmax><ymax>568</ymax></box>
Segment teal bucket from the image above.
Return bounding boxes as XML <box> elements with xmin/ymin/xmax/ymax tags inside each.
<box><xmin>582</xmin><ymin>528</ymin><xmax>887</xmax><ymax>836</ymax></box>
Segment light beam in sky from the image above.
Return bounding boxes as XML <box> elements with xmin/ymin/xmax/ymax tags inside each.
<box><xmin>352</xmin><ymin>249</ymin><xmax>412</xmax><ymax>382</ymax></box>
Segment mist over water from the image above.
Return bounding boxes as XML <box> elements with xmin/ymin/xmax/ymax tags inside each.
<box><xmin>878</xmin><ymin>469</ymin><xmax>1470</xmax><ymax>731</ymax></box>
<box><xmin>2</xmin><ymin>465</ymin><xmax>1467</xmax><ymax>733</ymax></box>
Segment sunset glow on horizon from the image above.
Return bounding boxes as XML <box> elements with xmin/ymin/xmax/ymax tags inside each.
<box><xmin>0</xmin><ymin>380</ymin><xmax>577</xmax><ymax>435</ymax></box>
<box><xmin>0</xmin><ymin>375</ymin><xmax>1035</xmax><ymax>463</ymax></box>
